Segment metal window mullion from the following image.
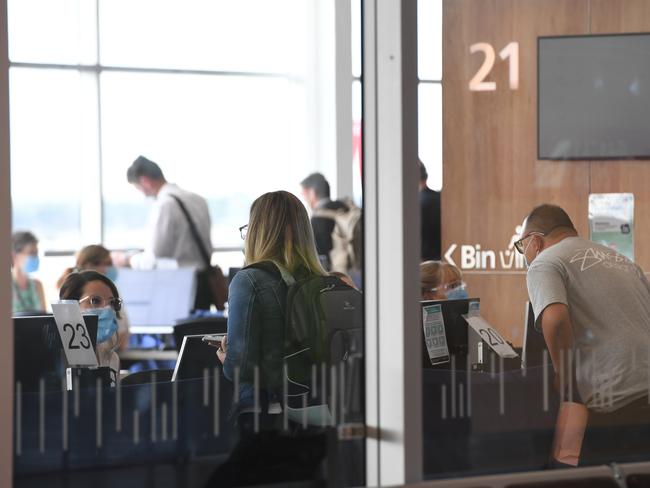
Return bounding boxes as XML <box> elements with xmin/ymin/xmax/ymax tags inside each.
<box><xmin>335</xmin><ymin>0</ymin><xmax>354</xmax><ymax>200</ymax></box>
<box><xmin>78</xmin><ymin>69</ymin><xmax>102</xmax><ymax>245</ymax></box>
<box><xmin>0</xmin><ymin>0</ymin><xmax>14</xmax><ymax>485</ymax></box>
<box><xmin>77</xmin><ymin>0</ymin><xmax>101</xmax><ymax>245</ymax></box>
<box><xmin>364</xmin><ymin>0</ymin><xmax>422</xmax><ymax>485</ymax></box>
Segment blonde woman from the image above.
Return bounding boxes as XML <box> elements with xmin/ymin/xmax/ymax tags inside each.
<box><xmin>217</xmin><ymin>191</ymin><xmax>325</xmax><ymax>415</ymax></box>
<box><xmin>420</xmin><ymin>260</ymin><xmax>468</xmax><ymax>301</ymax></box>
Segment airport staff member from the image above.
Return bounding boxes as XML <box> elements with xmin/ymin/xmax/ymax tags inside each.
<box><xmin>516</xmin><ymin>204</ymin><xmax>650</xmax><ymax>465</ymax></box>
<box><xmin>125</xmin><ymin>156</ymin><xmax>214</xmax><ymax>310</ymax></box>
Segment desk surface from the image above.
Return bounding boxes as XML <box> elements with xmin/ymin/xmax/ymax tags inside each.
<box><xmin>119</xmin><ymin>349</ymin><xmax>178</xmax><ymax>361</ymax></box>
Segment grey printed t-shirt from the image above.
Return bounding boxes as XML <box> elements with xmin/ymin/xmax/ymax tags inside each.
<box><xmin>527</xmin><ymin>236</ymin><xmax>650</xmax><ymax>412</ymax></box>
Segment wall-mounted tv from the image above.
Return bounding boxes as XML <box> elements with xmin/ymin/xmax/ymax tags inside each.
<box><xmin>538</xmin><ymin>33</ymin><xmax>650</xmax><ymax>160</ymax></box>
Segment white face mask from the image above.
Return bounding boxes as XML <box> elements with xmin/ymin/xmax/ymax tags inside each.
<box><xmin>523</xmin><ymin>236</ymin><xmax>539</xmax><ymax>268</ymax></box>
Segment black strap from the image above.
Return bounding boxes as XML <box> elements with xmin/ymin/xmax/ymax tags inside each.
<box><xmin>170</xmin><ymin>194</ymin><xmax>212</xmax><ymax>269</ymax></box>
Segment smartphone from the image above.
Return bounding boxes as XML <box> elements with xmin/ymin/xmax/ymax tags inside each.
<box><xmin>201</xmin><ymin>334</ymin><xmax>224</xmax><ymax>348</ymax></box>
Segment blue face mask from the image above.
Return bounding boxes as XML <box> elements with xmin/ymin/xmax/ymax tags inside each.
<box><xmin>104</xmin><ymin>266</ymin><xmax>118</xmax><ymax>282</ymax></box>
<box><xmin>446</xmin><ymin>287</ymin><xmax>469</xmax><ymax>301</ymax></box>
<box><xmin>84</xmin><ymin>307</ymin><xmax>119</xmax><ymax>343</ymax></box>
<box><xmin>22</xmin><ymin>255</ymin><xmax>40</xmax><ymax>274</ymax></box>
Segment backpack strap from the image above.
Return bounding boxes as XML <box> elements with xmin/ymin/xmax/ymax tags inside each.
<box><xmin>245</xmin><ymin>261</ymin><xmax>296</xmax><ymax>287</ymax></box>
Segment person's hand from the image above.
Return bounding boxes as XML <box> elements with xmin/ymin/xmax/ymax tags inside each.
<box><xmin>217</xmin><ymin>334</ymin><xmax>228</xmax><ymax>364</ymax></box>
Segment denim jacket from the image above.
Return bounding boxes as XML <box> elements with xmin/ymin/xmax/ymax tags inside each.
<box><xmin>223</xmin><ymin>266</ymin><xmax>288</xmax><ymax>410</ymax></box>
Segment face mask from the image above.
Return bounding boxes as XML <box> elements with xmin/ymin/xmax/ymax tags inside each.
<box><xmin>83</xmin><ymin>306</ymin><xmax>118</xmax><ymax>343</ymax></box>
<box><xmin>104</xmin><ymin>266</ymin><xmax>118</xmax><ymax>282</ymax></box>
<box><xmin>523</xmin><ymin>237</ymin><xmax>539</xmax><ymax>268</ymax></box>
<box><xmin>22</xmin><ymin>255</ymin><xmax>40</xmax><ymax>274</ymax></box>
<box><xmin>446</xmin><ymin>287</ymin><xmax>469</xmax><ymax>300</ymax></box>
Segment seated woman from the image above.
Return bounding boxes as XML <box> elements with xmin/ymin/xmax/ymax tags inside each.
<box><xmin>58</xmin><ymin>245</ymin><xmax>130</xmax><ymax>351</ymax></box>
<box><xmin>59</xmin><ymin>271</ymin><xmax>122</xmax><ymax>384</ymax></box>
<box><xmin>217</xmin><ymin>191</ymin><xmax>326</xmax><ymax>419</ymax></box>
<box><xmin>420</xmin><ymin>260</ymin><xmax>468</xmax><ymax>301</ymax></box>
<box><xmin>11</xmin><ymin>231</ymin><xmax>46</xmax><ymax>314</ymax></box>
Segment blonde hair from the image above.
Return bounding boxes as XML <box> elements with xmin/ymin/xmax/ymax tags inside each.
<box><xmin>245</xmin><ymin>191</ymin><xmax>325</xmax><ymax>276</ymax></box>
<box><xmin>420</xmin><ymin>260</ymin><xmax>462</xmax><ymax>293</ymax></box>
<box><xmin>57</xmin><ymin>245</ymin><xmax>113</xmax><ymax>289</ymax></box>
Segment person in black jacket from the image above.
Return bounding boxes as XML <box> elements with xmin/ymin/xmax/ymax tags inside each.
<box><xmin>419</xmin><ymin>161</ymin><xmax>441</xmax><ymax>261</ymax></box>
<box><xmin>300</xmin><ymin>172</ymin><xmax>348</xmax><ymax>270</ymax></box>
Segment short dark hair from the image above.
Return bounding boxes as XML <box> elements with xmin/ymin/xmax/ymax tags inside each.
<box><xmin>59</xmin><ymin>271</ymin><xmax>122</xmax><ymax>319</ymax></box>
<box><xmin>419</xmin><ymin>161</ymin><xmax>428</xmax><ymax>182</ymax></box>
<box><xmin>127</xmin><ymin>156</ymin><xmax>165</xmax><ymax>184</ymax></box>
<box><xmin>525</xmin><ymin>204</ymin><xmax>576</xmax><ymax>234</ymax></box>
<box><xmin>12</xmin><ymin>231</ymin><xmax>38</xmax><ymax>254</ymax></box>
<box><xmin>300</xmin><ymin>173</ymin><xmax>330</xmax><ymax>199</ymax></box>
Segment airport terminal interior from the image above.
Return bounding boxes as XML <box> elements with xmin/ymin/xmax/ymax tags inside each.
<box><xmin>3</xmin><ymin>0</ymin><xmax>650</xmax><ymax>487</ymax></box>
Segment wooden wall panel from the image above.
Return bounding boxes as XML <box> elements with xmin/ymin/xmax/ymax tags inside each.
<box><xmin>442</xmin><ymin>0</ymin><xmax>591</xmax><ymax>344</ymax></box>
<box><xmin>443</xmin><ymin>0</ymin><xmax>650</xmax><ymax>344</ymax></box>
<box><xmin>589</xmin><ymin>0</ymin><xmax>650</xmax><ymax>270</ymax></box>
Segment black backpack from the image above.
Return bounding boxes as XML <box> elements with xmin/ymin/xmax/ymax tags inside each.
<box><xmin>248</xmin><ymin>262</ymin><xmax>364</xmax><ymax>426</ymax></box>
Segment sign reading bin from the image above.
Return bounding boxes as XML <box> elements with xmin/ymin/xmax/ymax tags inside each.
<box><xmin>52</xmin><ymin>301</ymin><xmax>98</xmax><ymax>368</ymax></box>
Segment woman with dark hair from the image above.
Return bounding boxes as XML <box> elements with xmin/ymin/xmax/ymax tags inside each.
<box><xmin>58</xmin><ymin>245</ymin><xmax>130</xmax><ymax>351</ymax></box>
<box><xmin>59</xmin><ymin>271</ymin><xmax>122</xmax><ymax>382</ymax></box>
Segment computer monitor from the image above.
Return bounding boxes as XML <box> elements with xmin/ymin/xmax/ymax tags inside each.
<box><xmin>115</xmin><ymin>268</ymin><xmax>197</xmax><ymax>333</ymax></box>
<box><xmin>420</xmin><ymin>298</ymin><xmax>477</xmax><ymax>369</ymax></box>
<box><xmin>228</xmin><ymin>267</ymin><xmax>242</xmax><ymax>284</ymax></box>
<box><xmin>521</xmin><ymin>301</ymin><xmax>549</xmax><ymax>369</ymax></box>
<box><xmin>14</xmin><ymin>314</ymin><xmax>98</xmax><ymax>392</ymax></box>
<box><xmin>171</xmin><ymin>334</ymin><xmax>223</xmax><ymax>381</ymax></box>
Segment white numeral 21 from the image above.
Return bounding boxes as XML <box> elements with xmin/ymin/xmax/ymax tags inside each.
<box><xmin>469</xmin><ymin>42</ymin><xmax>519</xmax><ymax>91</ymax></box>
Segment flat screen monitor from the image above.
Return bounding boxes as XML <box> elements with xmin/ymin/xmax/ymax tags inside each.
<box><xmin>538</xmin><ymin>33</ymin><xmax>650</xmax><ymax>159</ymax></box>
<box><xmin>172</xmin><ymin>334</ymin><xmax>223</xmax><ymax>381</ymax></box>
<box><xmin>14</xmin><ymin>314</ymin><xmax>98</xmax><ymax>392</ymax></box>
<box><xmin>420</xmin><ymin>298</ymin><xmax>477</xmax><ymax>368</ymax></box>
<box><xmin>521</xmin><ymin>302</ymin><xmax>548</xmax><ymax>369</ymax></box>
<box><xmin>115</xmin><ymin>268</ymin><xmax>197</xmax><ymax>333</ymax></box>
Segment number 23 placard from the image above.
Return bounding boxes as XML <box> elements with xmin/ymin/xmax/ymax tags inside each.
<box><xmin>52</xmin><ymin>301</ymin><xmax>98</xmax><ymax>367</ymax></box>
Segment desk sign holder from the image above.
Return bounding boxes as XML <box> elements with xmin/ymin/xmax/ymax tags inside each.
<box><xmin>463</xmin><ymin>313</ymin><xmax>518</xmax><ymax>359</ymax></box>
<box><xmin>52</xmin><ymin>300</ymin><xmax>98</xmax><ymax>368</ymax></box>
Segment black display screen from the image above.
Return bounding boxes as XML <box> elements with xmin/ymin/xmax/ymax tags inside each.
<box><xmin>538</xmin><ymin>33</ymin><xmax>650</xmax><ymax>160</ymax></box>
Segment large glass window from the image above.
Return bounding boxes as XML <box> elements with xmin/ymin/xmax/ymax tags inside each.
<box><xmin>10</xmin><ymin>68</ymin><xmax>84</xmax><ymax>250</ymax></box>
<box><xmin>8</xmin><ymin>0</ymin><xmax>340</xmax><ymax>300</ymax></box>
<box><xmin>417</xmin><ymin>0</ymin><xmax>442</xmax><ymax>191</ymax></box>
<box><xmin>100</xmin><ymin>72</ymin><xmax>309</xmax><ymax>249</ymax></box>
<box><xmin>10</xmin><ymin>2</ymin><xmax>366</xmax><ymax>487</ymax></box>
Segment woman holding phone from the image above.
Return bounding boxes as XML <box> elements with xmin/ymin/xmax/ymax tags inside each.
<box><xmin>211</xmin><ymin>190</ymin><xmax>327</xmax><ymax>485</ymax></box>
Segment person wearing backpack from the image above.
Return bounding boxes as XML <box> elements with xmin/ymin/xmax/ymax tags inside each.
<box><xmin>211</xmin><ymin>191</ymin><xmax>327</xmax><ymax>485</ymax></box>
<box><xmin>300</xmin><ymin>172</ymin><xmax>363</xmax><ymax>276</ymax></box>
<box><xmin>300</xmin><ymin>172</ymin><xmax>348</xmax><ymax>269</ymax></box>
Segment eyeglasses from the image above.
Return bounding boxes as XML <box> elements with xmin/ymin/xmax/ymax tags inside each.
<box><xmin>427</xmin><ymin>281</ymin><xmax>466</xmax><ymax>293</ymax></box>
<box><xmin>239</xmin><ymin>224</ymin><xmax>248</xmax><ymax>240</ymax></box>
<box><xmin>513</xmin><ymin>232</ymin><xmax>546</xmax><ymax>254</ymax></box>
<box><xmin>79</xmin><ymin>295</ymin><xmax>123</xmax><ymax>312</ymax></box>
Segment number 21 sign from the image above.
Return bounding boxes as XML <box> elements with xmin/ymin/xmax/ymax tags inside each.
<box><xmin>52</xmin><ymin>301</ymin><xmax>98</xmax><ymax>368</ymax></box>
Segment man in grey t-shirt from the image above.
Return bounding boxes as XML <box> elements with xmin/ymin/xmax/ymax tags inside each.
<box><xmin>516</xmin><ymin>204</ymin><xmax>650</xmax><ymax>465</ymax></box>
